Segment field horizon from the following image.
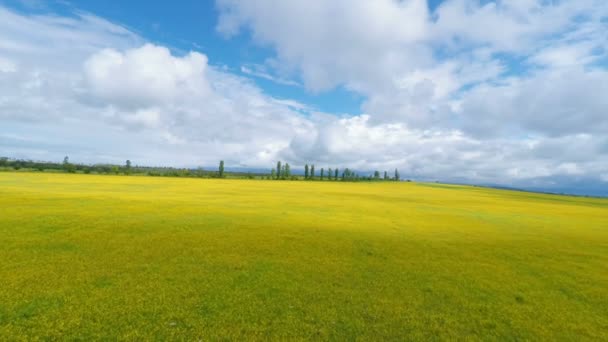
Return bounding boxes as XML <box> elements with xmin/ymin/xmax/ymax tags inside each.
<box><xmin>1</xmin><ymin>172</ymin><xmax>607</xmax><ymax>340</ymax></box>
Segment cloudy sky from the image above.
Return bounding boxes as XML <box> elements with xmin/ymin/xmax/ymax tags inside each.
<box><xmin>1</xmin><ymin>0</ymin><xmax>607</xmax><ymax>195</ymax></box>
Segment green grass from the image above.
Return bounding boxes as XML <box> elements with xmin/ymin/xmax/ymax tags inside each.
<box><xmin>1</xmin><ymin>172</ymin><xmax>607</xmax><ymax>340</ymax></box>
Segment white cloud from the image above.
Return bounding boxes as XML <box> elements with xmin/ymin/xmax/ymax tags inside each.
<box><xmin>217</xmin><ymin>0</ymin><xmax>608</xmax><ymax>132</ymax></box>
<box><xmin>240</xmin><ymin>65</ymin><xmax>300</xmax><ymax>86</ymax></box>
<box><xmin>0</xmin><ymin>56</ymin><xmax>17</xmax><ymax>72</ymax></box>
<box><xmin>455</xmin><ymin>68</ymin><xmax>608</xmax><ymax>137</ymax></box>
<box><xmin>84</xmin><ymin>44</ymin><xmax>210</xmax><ymax>109</ymax></box>
<box><xmin>0</xmin><ymin>7</ymin><xmax>140</xmax><ymax>69</ymax></box>
<box><xmin>0</xmin><ymin>7</ymin><xmax>310</xmax><ymax>167</ymax></box>
<box><xmin>529</xmin><ymin>41</ymin><xmax>601</xmax><ymax>68</ymax></box>
<box><xmin>217</xmin><ymin>0</ymin><xmax>432</xmax><ymax>93</ymax></box>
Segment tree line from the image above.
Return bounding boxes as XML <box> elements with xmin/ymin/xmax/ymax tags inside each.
<box><xmin>0</xmin><ymin>156</ymin><xmax>404</xmax><ymax>182</ymax></box>
<box><xmin>0</xmin><ymin>156</ymin><xmax>235</xmax><ymax>178</ymax></box>
<box><xmin>263</xmin><ymin>161</ymin><xmax>400</xmax><ymax>182</ymax></box>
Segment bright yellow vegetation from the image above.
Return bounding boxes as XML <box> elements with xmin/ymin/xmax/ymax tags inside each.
<box><xmin>0</xmin><ymin>172</ymin><xmax>607</xmax><ymax>340</ymax></box>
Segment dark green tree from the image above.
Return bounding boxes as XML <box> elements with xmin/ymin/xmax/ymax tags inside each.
<box><xmin>276</xmin><ymin>161</ymin><xmax>282</xmax><ymax>180</ymax></box>
<box><xmin>62</xmin><ymin>156</ymin><xmax>75</xmax><ymax>173</ymax></box>
<box><xmin>384</xmin><ymin>171</ymin><xmax>388</xmax><ymax>180</ymax></box>
<box><xmin>285</xmin><ymin>163</ymin><xmax>291</xmax><ymax>179</ymax></box>
<box><xmin>219</xmin><ymin>160</ymin><xmax>225</xmax><ymax>178</ymax></box>
<box><xmin>271</xmin><ymin>168</ymin><xmax>276</xmax><ymax>179</ymax></box>
<box><xmin>320</xmin><ymin>168</ymin><xmax>324</xmax><ymax>180</ymax></box>
<box><xmin>327</xmin><ymin>168</ymin><xmax>332</xmax><ymax>180</ymax></box>
<box><xmin>342</xmin><ymin>168</ymin><xmax>353</xmax><ymax>181</ymax></box>
<box><xmin>305</xmin><ymin>164</ymin><xmax>309</xmax><ymax>179</ymax></box>
<box><xmin>310</xmin><ymin>165</ymin><xmax>315</xmax><ymax>180</ymax></box>
<box><xmin>374</xmin><ymin>170</ymin><xmax>380</xmax><ymax>180</ymax></box>
<box><xmin>125</xmin><ymin>160</ymin><xmax>132</xmax><ymax>174</ymax></box>
<box><xmin>394</xmin><ymin>168</ymin><xmax>400</xmax><ymax>181</ymax></box>
<box><xmin>335</xmin><ymin>168</ymin><xmax>339</xmax><ymax>180</ymax></box>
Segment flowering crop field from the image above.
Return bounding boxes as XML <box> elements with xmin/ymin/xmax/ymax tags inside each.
<box><xmin>0</xmin><ymin>172</ymin><xmax>607</xmax><ymax>340</ymax></box>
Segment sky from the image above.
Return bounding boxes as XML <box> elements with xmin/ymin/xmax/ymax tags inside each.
<box><xmin>0</xmin><ymin>0</ymin><xmax>607</xmax><ymax>196</ymax></box>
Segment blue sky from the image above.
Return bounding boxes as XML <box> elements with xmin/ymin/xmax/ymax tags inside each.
<box><xmin>0</xmin><ymin>0</ymin><xmax>607</xmax><ymax>195</ymax></box>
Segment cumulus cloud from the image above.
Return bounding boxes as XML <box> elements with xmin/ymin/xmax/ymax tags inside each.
<box><xmin>0</xmin><ymin>7</ymin><xmax>309</xmax><ymax>167</ymax></box>
<box><xmin>217</xmin><ymin>0</ymin><xmax>432</xmax><ymax>94</ymax></box>
<box><xmin>455</xmin><ymin>68</ymin><xmax>608</xmax><ymax>137</ymax></box>
<box><xmin>84</xmin><ymin>45</ymin><xmax>210</xmax><ymax>109</ymax></box>
<box><xmin>216</xmin><ymin>0</ymin><xmax>608</xmax><ymax>131</ymax></box>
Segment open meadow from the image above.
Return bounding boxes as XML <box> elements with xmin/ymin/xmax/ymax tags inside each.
<box><xmin>0</xmin><ymin>172</ymin><xmax>607</xmax><ymax>340</ymax></box>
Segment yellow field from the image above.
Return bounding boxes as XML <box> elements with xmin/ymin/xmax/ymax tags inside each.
<box><xmin>0</xmin><ymin>172</ymin><xmax>607</xmax><ymax>340</ymax></box>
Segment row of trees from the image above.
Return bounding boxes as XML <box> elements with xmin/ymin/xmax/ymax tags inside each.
<box><xmin>269</xmin><ymin>161</ymin><xmax>294</xmax><ymax>180</ymax></box>
<box><xmin>1</xmin><ymin>156</ymin><xmax>227</xmax><ymax>178</ymax></box>
<box><xmin>261</xmin><ymin>161</ymin><xmax>401</xmax><ymax>181</ymax></box>
<box><xmin>1</xmin><ymin>156</ymin><xmax>403</xmax><ymax>182</ymax></box>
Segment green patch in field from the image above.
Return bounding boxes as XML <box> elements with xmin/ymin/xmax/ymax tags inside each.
<box><xmin>92</xmin><ymin>276</ymin><xmax>114</xmax><ymax>289</ymax></box>
<box><xmin>12</xmin><ymin>297</ymin><xmax>65</xmax><ymax>321</ymax></box>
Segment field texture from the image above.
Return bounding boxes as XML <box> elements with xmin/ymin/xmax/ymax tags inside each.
<box><xmin>0</xmin><ymin>172</ymin><xmax>607</xmax><ymax>340</ymax></box>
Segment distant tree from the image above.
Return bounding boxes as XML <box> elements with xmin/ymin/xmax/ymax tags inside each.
<box><xmin>0</xmin><ymin>157</ymin><xmax>7</xmax><ymax>167</ymax></box>
<box><xmin>335</xmin><ymin>168</ymin><xmax>339</xmax><ymax>180</ymax></box>
<box><xmin>276</xmin><ymin>161</ymin><xmax>282</xmax><ymax>180</ymax></box>
<box><xmin>327</xmin><ymin>168</ymin><xmax>332</xmax><ymax>180</ymax></box>
<box><xmin>346</xmin><ymin>168</ymin><xmax>355</xmax><ymax>180</ymax></box>
<box><xmin>346</xmin><ymin>169</ymin><xmax>354</xmax><ymax>180</ymax></box>
<box><xmin>394</xmin><ymin>168</ymin><xmax>400</xmax><ymax>181</ymax></box>
<box><xmin>320</xmin><ymin>168</ymin><xmax>324</xmax><ymax>180</ymax></box>
<box><xmin>219</xmin><ymin>160</ymin><xmax>225</xmax><ymax>178</ymax></box>
<box><xmin>62</xmin><ymin>156</ymin><xmax>76</xmax><ymax>173</ymax></box>
<box><xmin>125</xmin><ymin>160</ymin><xmax>132</xmax><ymax>175</ymax></box>
<box><xmin>374</xmin><ymin>170</ymin><xmax>380</xmax><ymax>180</ymax></box>
<box><xmin>285</xmin><ymin>163</ymin><xmax>291</xmax><ymax>179</ymax></box>
<box><xmin>271</xmin><ymin>168</ymin><xmax>276</xmax><ymax>179</ymax></box>
<box><xmin>384</xmin><ymin>171</ymin><xmax>388</xmax><ymax>180</ymax></box>
<box><xmin>310</xmin><ymin>165</ymin><xmax>315</xmax><ymax>180</ymax></box>
<box><xmin>305</xmin><ymin>164</ymin><xmax>309</xmax><ymax>179</ymax></box>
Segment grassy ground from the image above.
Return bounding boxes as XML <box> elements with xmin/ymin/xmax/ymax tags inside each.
<box><xmin>0</xmin><ymin>172</ymin><xmax>607</xmax><ymax>340</ymax></box>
